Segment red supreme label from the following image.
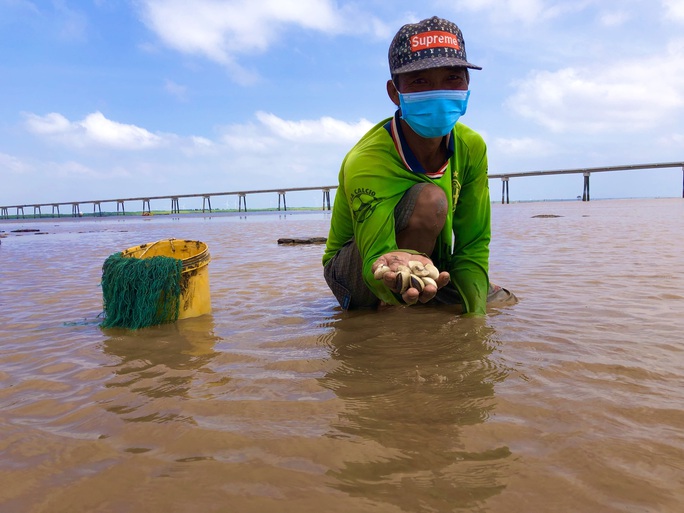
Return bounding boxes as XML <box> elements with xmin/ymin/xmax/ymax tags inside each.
<box><xmin>410</xmin><ymin>31</ymin><xmax>460</xmax><ymax>52</ymax></box>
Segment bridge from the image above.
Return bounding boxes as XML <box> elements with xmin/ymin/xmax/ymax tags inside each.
<box><xmin>0</xmin><ymin>185</ymin><xmax>337</xmax><ymax>219</ymax></box>
<box><xmin>1</xmin><ymin>161</ymin><xmax>683</xmax><ymax>219</ymax></box>
<box><xmin>490</xmin><ymin>161</ymin><xmax>684</xmax><ymax>204</ymax></box>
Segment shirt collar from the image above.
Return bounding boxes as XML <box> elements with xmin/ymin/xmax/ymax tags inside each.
<box><xmin>383</xmin><ymin>110</ymin><xmax>454</xmax><ymax>178</ymax></box>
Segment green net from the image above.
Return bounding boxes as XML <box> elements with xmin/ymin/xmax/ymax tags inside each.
<box><xmin>100</xmin><ymin>252</ymin><xmax>183</xmax><ymax>330</ymax></box>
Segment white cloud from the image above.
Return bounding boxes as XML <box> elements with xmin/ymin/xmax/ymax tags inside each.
<box><xmin>138</xmin><ymin>0</ymin><xmax>340</xmax><ymax>59</ymax></box>
<box><xmin>218</xmin><ymin>112</ymin><xmax>372</xmax><ymax>152</ymax></box>
<box><xmin>255</xmin><ymin>111</ymin><xmax>374</xmax><ymax>143</ymax></box>
<box><xmin>657</xmin><ymin>132</ymin><xmax>684</xmax><ymax>147</ymax></box>
<box><xmin>505</xmin><ymin>42</ymin><xmax>684</xmax><ymax>133</ymax></box>
<box><xmin>164</xmin><ymin>79</ymin><xmax>188</xmax><ymax>101</ymax></box>
<box><xmin>190</xmin><ymin>136</ymin><xmax>213</xmax><ymax>147</ymax></box>
<box><xmin>220</xmin><ymin>124</ymin><xmax>273</xmax><ymax>152</ymax></box>
<box><xmin>0</xmin><ymin>0</ymin><xmax>40</xmax><ymax>16</ymax></box>
<box><xmin>493</xmin><ymin>137</ymin><xmax>557</xmax><ymax>156</ymax></box>
<box><xmin>19</xmin><ymin>110</ymin><xmax>371</xmax><ymax>197</ymax></box>
<box><xmin>81</xmin><ymin>112</ymin><xmax>163</xmax><ymax>149</ymax></box>
<box><xmin>0</xmin><ymin>152</ymin><xmax>31</xmax><ymax>174</ymax></box>
<box><xmin>53</xmin><ymin>160</ymin><xmax>99</xmax><ymax>177</ymax></box>
<box><xmin>453</xmin><ymin>0</ymin><xmax>588</xmax><ymax>24</ymax></box>
<box><xmin>136</xmin><ymin>0</ymin><xmax>387</xmax><ymax>82</ymax></box>
<box><xmin>40</xmin><ymin>160</ymin><xmax>133</xmax><ymax>183</ymax></box>
<box><xmin>179</xmin><ymin>136</ymin><xmax>216</xmax><ymax>157</ymax></box>
<box><xmin>598</xmin><ymin>10</ymin><xmax>630</xmax><ymax>27</ymax></box>
<box><xmin>53</xmin><ymin>1</ymin><xmax>88</xmax><ymax>41</ymax></box>
<box><xmin>23</xmin><ymin>112</ymin><xmax>72</xmax><ymax>134</ymax></box>
<box><xmin>663</xmin><ymin>0</ymin><xmax>684</xmax><ymax>21</ymax></box>
<box><xmin>455</xmin><ymin>1</ymin><xmax>683</xmax><ymax>27</ymax></box>
<box><xmin>24</xmin><ymin>111</ymin><xmax>164</xmax><ymax>150</ymax></box>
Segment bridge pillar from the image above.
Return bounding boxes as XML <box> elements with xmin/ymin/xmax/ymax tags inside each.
<box><xmin>277</xmin><ymin>191</ymin><xmax>287</xmax><ymax>211</ymax></box>
<box><xmin>52</xmin><ymin>204</ymin><xmax>60</xmax><ymax>217</ymax></box>
<box><xmin>501</xmin><ymin>177</ymin><xmax>510</xmax><ymax>204</ymax></box>
<box><xmin>238</xmin><ymin>194</ymin><xmax>246</xmax><ymax>212</ymax></box>
<box><xmin>322</xmin><ymin>188</ymin><xmax>331</xmax><ymax>210</ymax></box>
<box><xmin>202</xmin><ymin>195</ymin><xmax>212</xmax><ymax>213</ymax></box>
<box><xmin>142</xmin><ymin>198</ymin><xmax>151</xmax><ymax>215</ymax></box>
<box><xmin>171</xmin><ymin>197</ymin><xmax>180</xmax><ymax>214</ymax></box>
<box><xmin>33</xmin><ymin>205</ymin><xmax>42</xmax><ymax>218</ymax></box>
<box><xmin>17</xmin><ymin>206</ymin><xmax>25</xmax><ymax>219</ymax></box>
<box><xmin>117</xmin><ymin>200</ymin><xmax>125</xmax><ymax>215</ymax></box>
<box><xmin>93</xmin><ymin>202</ymin><xmax>102</xmax><ymax>217</ymax></box>
<box><xmin>71</xmin><ymin>203</ymin><xmax>81</xmax><ymax>217</ymax></box>
<box><xmin>582</xmin><ymin>172</ymin><xmax>591</xmax><ymax>201</ymax></box>
<box><xmin>1</xmin><ymin>206</ymin><xmax>8</xmax><ymax>219</ymax></box>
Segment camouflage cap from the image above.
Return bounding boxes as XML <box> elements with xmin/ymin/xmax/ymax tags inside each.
<box><xmin>388</xmin><ymin>16</ymin><xmax>482</xmax><ymax>75</ymax></box>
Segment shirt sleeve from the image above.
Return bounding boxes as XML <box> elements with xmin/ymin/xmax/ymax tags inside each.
<box><xmin>449</xmin><ymin>139</ymin><xmax>491</xmax><ymax>315</ymax></box>
<box><xmin>343</xmin><ymin>155</ymin><xmax>407</xmax><ymax>305</ymax></box>
<box><xmin>322</xmin><ymin>168</ymin><xmax>353</xmax><ymax>267</ymax></box>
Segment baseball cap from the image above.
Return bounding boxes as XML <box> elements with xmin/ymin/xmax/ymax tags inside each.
<box><xmin>388</xmin><ymin>16</ymin><xmax>482</xmax><ymax>75</ymax></box>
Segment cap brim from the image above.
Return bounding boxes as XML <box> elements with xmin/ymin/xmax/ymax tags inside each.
<box><xmin>392</xmin><ymin>56</ymin><xmax>482</xmax><ymax>74</ymax></box>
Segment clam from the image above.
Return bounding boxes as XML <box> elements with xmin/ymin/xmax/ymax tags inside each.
<box><xmin>421</xmin><ymin>276</ymin><xmax>437</xmax><ymax>288</ymax></box>
<box><xmin>408</xmin><ymin>260</ymin><xmax>440</xmax><ymax>280</ymax></box>
<box><xmin>408</xmin><ymin>260</ymin><xmax>429</xmax><ymax>277</ymax></box>
<box><xmin>373</xmin><ymin>264</ymin><xmax>391</xmax><ymax>280</ymax></box>
<box><xmin>424</xmin><ymin>263</ymin><xmax>440</xmax><ymax>280</ymax></box>
<box><xmin>395</xmin><ymin>268</ymin><xmax>411</xmax><ymax>293</ymax></box>
<box><xmin>409</xmin><ymin>275</ymin><xmax>424</xmax><ymax>292</ymax></box>
<box><xmin>377</xmin><ymin>261</ymin><xmax>442</xmax><ymax>298</ymax></box>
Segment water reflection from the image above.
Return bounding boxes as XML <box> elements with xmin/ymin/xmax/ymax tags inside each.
<box><xmin>319</xmin><ymin>308</ymin><xmax>511</xmax><ymax>511</ymax></box>
<box><xmin>102</xmin><ymin>315</ymin><xmax>220</xmax><ymax>423</ymax></box>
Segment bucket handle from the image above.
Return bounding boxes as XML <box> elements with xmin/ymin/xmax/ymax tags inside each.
<box><xmin>138</xmin><ymin>238</ymin><xmax>176</xmax><ymax>258</ymax></box>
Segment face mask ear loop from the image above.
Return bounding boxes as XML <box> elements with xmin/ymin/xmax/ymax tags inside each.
<box><xmin>392</xmin><ymin>80</ymin><xmax>402</xmax><ymax>113</ymax></box>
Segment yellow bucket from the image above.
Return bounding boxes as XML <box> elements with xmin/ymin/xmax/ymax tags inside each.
<box><xmin>121</xmin><ymin>238</ymin><xmax>211</xmax><ymax>320</ymax></box>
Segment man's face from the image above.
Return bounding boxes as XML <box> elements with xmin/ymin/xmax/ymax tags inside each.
<box><xmin>395</xmin><ymin>66</ymin><xmax>469</xmax><ymax>93</ymax></box>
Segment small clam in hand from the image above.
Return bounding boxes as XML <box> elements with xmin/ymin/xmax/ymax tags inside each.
<box><xmin>394</xmin><ymin>265</ymin><xmax>411</xmax><ymax>293</ymax></box>
<box><xmin>373</xmin><ymin>264</ymin><xmax>391</xmax><ymax>280</ymax></box>
<box><xmin>421</xmin><ymin>276</ymin><xmax>437</xmax><ymax>288</ymax></box>
<box><xmin>373</xmin><ymin>258</ymin><xmax>443</xmax><ymax>301</ymax></box>
<box><xmin>408</xmin><ymin>260</ymin><xmax>439</xmax><ymax>280</ymax></box>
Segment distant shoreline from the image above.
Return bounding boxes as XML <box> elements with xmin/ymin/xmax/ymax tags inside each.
<box><xmin>0</xmin><ymin>196</ymin><xmax>680</xmax><ymax>226</ymax></box>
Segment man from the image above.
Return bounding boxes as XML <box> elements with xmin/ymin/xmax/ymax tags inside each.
<box><xmin>323</xmin><ymin>16</ymin><xmax>514</xmax><ymax>315</ymax></box>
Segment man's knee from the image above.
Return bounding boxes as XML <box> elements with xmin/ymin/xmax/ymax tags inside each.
<box><xmin>404</xmin><ymin>184</ymin><xmax>447</xmax><ymax>235</ymax></box>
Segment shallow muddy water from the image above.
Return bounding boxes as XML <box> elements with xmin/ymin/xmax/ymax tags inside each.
<box><xmin>1</xmin><ymin>198</ymin><xmax>683</xmax><ymax>512</ymax></box>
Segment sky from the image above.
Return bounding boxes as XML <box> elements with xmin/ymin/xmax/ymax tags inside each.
<box><xmin>1</xmin><ymin>0</ymin><xmax>683</xmax><ymax>211</ymax></box>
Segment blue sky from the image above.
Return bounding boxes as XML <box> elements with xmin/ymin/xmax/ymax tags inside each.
<box><xmin>1</xmin><ymin>0</ymin><xmax>683</xmax><ymax>210</ymax></box>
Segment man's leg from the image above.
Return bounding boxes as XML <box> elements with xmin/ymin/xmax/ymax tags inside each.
<box><xmin>324</xmin><ymin>183</ymin><xmax>517</xmax><ymax>309</ymax></box>
<box><xmin>323</xmin><ymin>240</ymin><xmax>379</xmax><ymax>309</ymax></box>
<box><xmin>395</xmin><ymin>185</ymin><xmax>517</xmax><ymax>307</ymax></box>
<box><xmin>324</xmin><ymin>183</ymin><xmax>440</xmax><ymax>310</ymax></box>
<box><xmin>395</xmin><ymin>183</ymin><xmax>447</xmax><ymax>255</ymax></box>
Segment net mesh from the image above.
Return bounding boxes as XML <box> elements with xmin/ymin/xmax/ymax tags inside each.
<box><xmin>100</xmin><ymin>252</ymin><xmax>183</xmax><ymax>329</ymax></box>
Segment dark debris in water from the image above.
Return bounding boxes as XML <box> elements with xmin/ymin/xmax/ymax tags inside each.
<box><xmin>3</xmin><ymin>229</ymin><xmax>49</xmax><ymax>237</ymax></box>
<box><xmin>277</xmin><ymin>237</ymin><xmax>327</xmax><ymax>245</ymax></box>
<box><xmin>531</xmin><ymin>214</ymin><xmax>563</xmax><ymax>218</ymax></box>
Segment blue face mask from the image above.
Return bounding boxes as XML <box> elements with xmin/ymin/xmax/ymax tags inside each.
<box><xmin>398</xmin><ymin>89</ymin><xmax>470</xmax><ymax>139</ymax></box>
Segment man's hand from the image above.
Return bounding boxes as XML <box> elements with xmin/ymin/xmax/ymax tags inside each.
<box><xmin>371</xmin><ymin>252</ymin><xmax>450</xmax><ymax>305</ymax></box>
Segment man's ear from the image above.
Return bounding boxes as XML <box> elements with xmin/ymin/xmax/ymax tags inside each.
<box><xmin>386</xmin><ymin>79</ymin><xmax>400</xmax><ymax>107</ymax></box>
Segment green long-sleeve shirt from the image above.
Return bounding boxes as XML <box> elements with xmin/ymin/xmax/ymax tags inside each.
<box><xmin>323</xmin><ymin>114</ymin><xmax>491</xmax><ymax>314</ymax></box>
